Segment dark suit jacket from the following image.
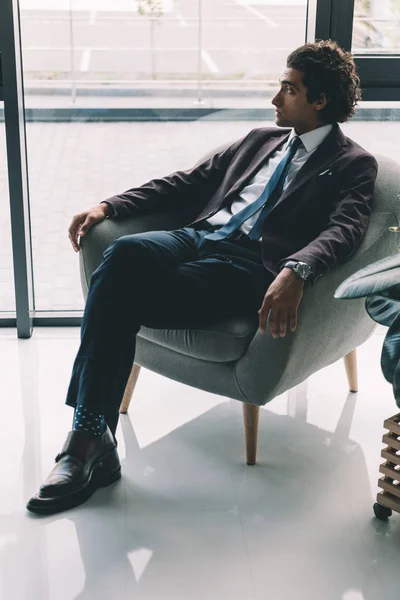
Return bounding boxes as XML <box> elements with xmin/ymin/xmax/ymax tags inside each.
<box><xmin>104</xmin><ymin>124</ymin><xmax>378</xmax><ymax>280</ymax></box>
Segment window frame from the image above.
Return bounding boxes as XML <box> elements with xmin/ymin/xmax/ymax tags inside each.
<box><xmin>1</xmin><ymin>0</ymin><xmax>399</xmax><ymax>336</ymax></box>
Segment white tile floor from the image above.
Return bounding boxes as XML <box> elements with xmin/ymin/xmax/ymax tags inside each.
<box><xmin>1</xmin><ymin>326</ymin><xmax>399</xmax><ymax>600</ymax></box>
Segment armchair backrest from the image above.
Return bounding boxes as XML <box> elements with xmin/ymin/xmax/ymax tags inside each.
<box><xmin>354</xmin><ymin>154</ymin><xmax>400</xmax><ymax>260</ymax></box>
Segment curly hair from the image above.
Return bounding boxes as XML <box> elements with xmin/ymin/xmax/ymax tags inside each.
<box><xmin>286</xmin><ymin>40</ymin><xmax>361</xmax><ymax>123</ymax></box>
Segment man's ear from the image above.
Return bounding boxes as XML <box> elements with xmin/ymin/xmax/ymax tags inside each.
<box><xmin>315</xmin><ymin>92</ymin><xmax>328</xmax><ymax>112</ymax></box>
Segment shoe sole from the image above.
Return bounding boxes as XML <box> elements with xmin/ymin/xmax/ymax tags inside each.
<box><xmin>26</xmin><ymin>447</ymin><xmax>121</xmax><ymax>515</ymax></box>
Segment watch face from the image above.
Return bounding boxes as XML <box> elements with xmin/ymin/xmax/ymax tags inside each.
<box><xmin>296</xmin><ymin>263</ymin><xmax>312</xmax><ymax>280</ymax></box>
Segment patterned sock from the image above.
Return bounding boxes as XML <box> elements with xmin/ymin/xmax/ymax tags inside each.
<box><xmin>73</xmin><ymin>406</ymin><xmax>106</xmax><ymax>436</ymax></box>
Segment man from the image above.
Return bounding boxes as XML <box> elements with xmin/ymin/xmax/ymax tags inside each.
<box><xmin>27</xmin><ymin>40</ymin><xmax>378</xmax><ymax>515</ymax></box>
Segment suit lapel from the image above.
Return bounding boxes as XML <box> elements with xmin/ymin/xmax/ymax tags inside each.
<box><xmin>271</xmin><ymin>124</ymin><xmax>348</xmax><ymax>212</ymax></box>
<box><xmin>225</xmin><ymin>132</ymin><xmax>290</xmax><ymax>199</ymax></box>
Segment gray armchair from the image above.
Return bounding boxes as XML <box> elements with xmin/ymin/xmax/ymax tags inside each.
<box><xmin>79</xmin><ymin>150</ymin><xmax>400</xmax><ymax>465</ymax></box>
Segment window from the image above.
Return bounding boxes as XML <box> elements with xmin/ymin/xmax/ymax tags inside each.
<box><xmin>4</xmin><ymin>0</ymin><xmax>398</xmax><ymax>335</ymax></box>
<box><xmin>0</xmin><ymin>119</ymin><xmax>16</xmax><ymax>314</ymax></box>
<box><xmin>353</xmin><ymin>0</ymin><xmax>400</xmax><ymax>53</ymax></box>
<box><xmin>17</xmin><ymin>0</ymin><xmax>309</xmax><ymax>314</ymax></box>
<box><xmin>352</xmin><ymin>0</ymin><xmax>400</xmax><ymax>100</ymax></box>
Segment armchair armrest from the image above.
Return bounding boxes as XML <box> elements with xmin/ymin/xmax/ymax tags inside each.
<box><xmin>79</xmin><ymin>212</ymin><xmax>189</xmax><ymax>297</ymax></box>
<box><xmin>235</xmin><ymin>214</ymin><xmax>399</xmax><ymax>406</ymax></box>
<box><xmin>235</xmin><ymin>265</ymin><xmax>373</xmax><ymax>405</ymax></box>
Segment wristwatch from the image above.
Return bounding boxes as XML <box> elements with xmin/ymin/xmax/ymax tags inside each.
<box><xmin>284</xmin><ymin>261</ymin><xmax>313</xmax><ymax>282</ymax></box>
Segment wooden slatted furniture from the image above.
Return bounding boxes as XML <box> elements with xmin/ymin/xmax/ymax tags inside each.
<box><xmin>374</xmin><ymin>413</ymin><xmax>400</xmax><ymax>520</ymax></box>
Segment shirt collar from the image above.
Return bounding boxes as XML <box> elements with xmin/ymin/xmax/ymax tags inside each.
<box><xmin>287</xmin><ymin>124</ymin><xmax>333</xmax><ymax>153</ymax></box>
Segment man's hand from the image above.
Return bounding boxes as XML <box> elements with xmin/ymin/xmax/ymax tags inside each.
<box><xmin>68</xmin><ymin>204</ymin><xmax>111</xmax><ymax>252</ymax></box>
<box><xmin>258</xmin><ymin>267</ymin><xmax>305</xmax><ymax>339</ymax></box>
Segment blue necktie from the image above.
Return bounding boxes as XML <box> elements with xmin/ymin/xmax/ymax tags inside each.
<box><xmin>205</xmin><ymin>135</ymin><xmax>302</xmax><ymax>242</ymax></box>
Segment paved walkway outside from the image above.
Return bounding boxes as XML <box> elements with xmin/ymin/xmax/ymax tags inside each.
<box><xmin>1</xmin><ymin>119</ymin><xmax>399</xmax><ymax>313</ymax></box>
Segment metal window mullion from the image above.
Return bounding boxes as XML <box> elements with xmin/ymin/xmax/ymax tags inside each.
<box><xmin>313</xmin><ymin>0</ymin><xmax>333</xmax><ymax>42</ymax></box>
<box><xmin>312</xmin><ymin>0</ymin><xmax>355</xmax><ymax>51</ymax></box>
<box><xmin>0</xmin><ymin>0</ymin><xmax>34</xmax><ymax>338</ymax></box>
<box><xmin>330</xmin><ymin>0</ymin><xmax>355</xmax><ymax>51</ymax></box>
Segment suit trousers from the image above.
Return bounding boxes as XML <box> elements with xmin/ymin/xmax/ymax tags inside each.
<box><xmin>65</xmin><ymin>226</ymin><xmax>274</xmax><ymax>435</ymax></box>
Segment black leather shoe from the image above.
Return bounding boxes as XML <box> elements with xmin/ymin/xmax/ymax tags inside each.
<box><xmin>26</xmin><ymin>426</ymin><xmax>121</xmax><ymax>515</ymax></box>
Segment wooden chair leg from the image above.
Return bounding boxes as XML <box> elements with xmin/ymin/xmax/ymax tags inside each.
<box><xmin>119</xmin><ymin>364</ymin><xmax>141</xmax><ymax>414</ymax></box>
<box><xmin>242</xmin><ymin>403</ymin><xmax>260</xmax><ymax>466</ymax></box>
<box><xmin>344</xmin><ymin>349</ymin><xmax>358</xmax><ymax>393</ymax></box>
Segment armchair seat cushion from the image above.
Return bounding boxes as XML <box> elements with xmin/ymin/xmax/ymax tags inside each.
<box><xmin>138</xmin><ymin>315</ymin><xmax>258</xmax><ymax>362</ymax></box>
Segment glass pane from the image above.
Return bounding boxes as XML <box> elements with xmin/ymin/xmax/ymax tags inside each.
<box><xmin>0</xmin><ymin>118</ymin><xmax>16</xmax><ymax>313</ymax></box>
<box><xmin>352</xmin><ymin>0</ymin><xmax>400</xmax><ymax>53</ymax></box>
<box><xmin>19</xmin><ymin>0</ymin><xmax>308</xmax><ymax>311</ymax></box>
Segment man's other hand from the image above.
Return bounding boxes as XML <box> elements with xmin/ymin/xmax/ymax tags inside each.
<box><xmin>258</xmin><ymin>267</ymin><xmax>305</xmax><ymax>339</ymax></box>
<box><xmin>68</xmin><ymin>204</ymin><xmax>111</xmax><ymax>252</ymax></box>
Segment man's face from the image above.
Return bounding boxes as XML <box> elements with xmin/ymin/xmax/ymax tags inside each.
<box><xmin>271</xmin><ymin>68</ymin><xmax>325</xmax><ymax>134</ymax></box>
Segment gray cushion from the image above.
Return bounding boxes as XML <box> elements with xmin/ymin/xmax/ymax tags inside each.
<box><xmin>139</xmin><ymin>315</ymin><xmax>258</xmax><ymax>362</ymax></box>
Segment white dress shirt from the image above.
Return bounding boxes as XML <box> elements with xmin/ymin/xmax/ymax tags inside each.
<box><xmin>206</xmin><ymin>124</ymin><xmax>333</xmax><ymax>239</ymax></box>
